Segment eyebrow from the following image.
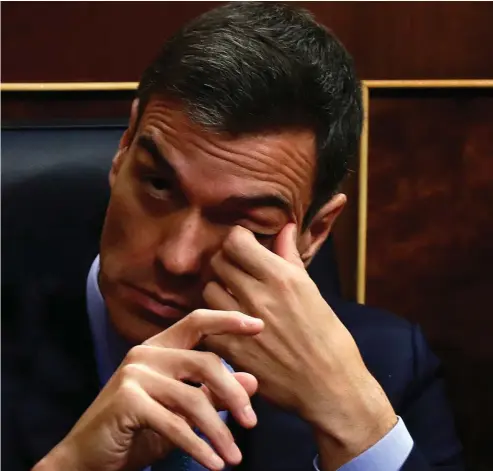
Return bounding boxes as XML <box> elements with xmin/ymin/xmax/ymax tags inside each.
<box><xmin>222</xmin><ymin>194</ymin><xmax>292</xmax><ymax>216</ymax></box>
<box><xmin>136</xmin><ymin>134</ymin><xmax>293</xmax><ymax>217</ymax></box>
<box><xmin>137</xmin><ymin>134</ymin><xmax>176</xmax><ymax>175</ymax></box>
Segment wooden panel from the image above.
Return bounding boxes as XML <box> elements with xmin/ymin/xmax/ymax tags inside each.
<box><xmin>308</xmin><ymin>2</ymin><xmax>493</xmax><ymax>80</ymax></box>
<box><xmin>2</xmin><ymin>2</ymin><xmax>493</xmax><ymax>82</ymax></box>
<box><xmin>366</xmin><ymin>88</ymin><xmax>493</xmax><ymax>470</ymax></box>
<box><xmin>1</xmin><ymin>91</ymin><xmax>133</xmax><ymax>125</ymax></box>
<box><xmin>332</xmin><ymin>167</ymin><xmax>359</xmax><ymax>301</ymax></box>
<box><xmin>1</xmin><ymin>2</ymin><xmax>222</xmax><ymax>83</ymax></box>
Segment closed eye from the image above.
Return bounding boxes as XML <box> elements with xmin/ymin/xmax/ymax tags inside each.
<box><xmin>252</xmin><ymin>231</ymin><xmax>275</xmax><ymax>241</ymax></box>
<box><xmin>147</xmin><ymin>176</ymin><xmax>171</xmax><ymax>191</ymax></box>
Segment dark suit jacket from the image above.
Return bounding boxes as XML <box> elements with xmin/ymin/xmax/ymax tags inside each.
<box><xmin>2</xmin><ymin>253</ymin><xmax>464</xmax><ymax>471</ymax></box>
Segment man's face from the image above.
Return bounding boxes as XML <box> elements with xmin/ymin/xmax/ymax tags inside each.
<box><xmin>99</xmin><ymin>98</ymin><xmax>318</xmax><ymax>344</ymax></box>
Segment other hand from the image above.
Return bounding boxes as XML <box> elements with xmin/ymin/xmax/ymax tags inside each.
<box><xmin>34</xmin><ymin>310</ymin><xmax>264</xmax><ymax>471</ymax></box>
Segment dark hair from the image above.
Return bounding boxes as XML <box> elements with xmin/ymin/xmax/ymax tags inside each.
<box><xmin>137</xmin><ymin>2</ymin><xmax>362</xmax><ymax>229</ymax></box>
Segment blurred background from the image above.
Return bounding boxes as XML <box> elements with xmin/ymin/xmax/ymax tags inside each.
<box><xmin>2</xmin><ymin>2</ymin><xmax>493</xmax><ymax>469</ymax></box>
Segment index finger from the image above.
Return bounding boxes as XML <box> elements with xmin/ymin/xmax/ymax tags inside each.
<box><xmin>144</xmin><ymin>309</ymin><xmax>264</xmax><ymax>350</ymax></box>
<box><xmin>221</xmin><ymin>226</ymin><xmax>286</xmax><ymax>281</ymax></box>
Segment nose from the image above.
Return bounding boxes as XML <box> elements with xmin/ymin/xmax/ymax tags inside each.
<box><xmin>155</xmin><ymin>209</ymin><xmax>216</xmax><ymax>277</ymax></box>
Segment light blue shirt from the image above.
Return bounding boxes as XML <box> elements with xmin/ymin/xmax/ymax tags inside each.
<box><xmin>87</xmin><ymin>255</ymin><xmax>414</xmax><ymax>471</ymax></box>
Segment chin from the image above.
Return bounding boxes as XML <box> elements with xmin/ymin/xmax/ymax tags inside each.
<box><xmin>107</xmin><ymin>301</ymin><xmax>182</xmax><ymax>345</ymax></box>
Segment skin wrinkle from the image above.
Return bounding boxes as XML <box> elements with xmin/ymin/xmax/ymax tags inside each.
<box><xmin>140</xmin><ymin>102</ymin><xmax>315</xmax><ymax>218</ymax></box>
<box><xmin>142</xmin><ymin>100</ymin><xmax>314</xmax><ymax>196</ymax></box>
<box><xmin>147</xmin><ymin>129</ymin><xmax>295</xmax><ymax>216</ymax></box>
<box><xmin>137</xmin><ymin>137</ymin><xmax>290</xmax><ymax>228</ymax></box>
<box><xmin>149</xmin><ymin>98</ymin><xmax>312</xmax><ymax>174</ymax></box>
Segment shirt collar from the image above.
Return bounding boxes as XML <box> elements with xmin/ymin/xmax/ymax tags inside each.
<box><xmin>86</xmin><ymin>255</ymin><xmax>129</xmax><ymax>386</ymax></box>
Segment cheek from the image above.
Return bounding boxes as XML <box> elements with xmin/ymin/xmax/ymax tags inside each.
<box><xmin>100</xmin><ymin>177</ymin><xmax>165</xmax><ymax>276</ymax></box>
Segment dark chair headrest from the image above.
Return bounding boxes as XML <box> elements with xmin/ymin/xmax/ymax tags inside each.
<box><xmin>2</xmin><ymin>127</ymin><xmax>121</xmax><ymax>283</ymax></box>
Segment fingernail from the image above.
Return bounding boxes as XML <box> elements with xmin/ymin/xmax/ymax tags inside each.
<box><xmin>241</xmin><ymin>317</ymin><xmax>263</xmax><ymax>328</ymax></box>
<box><xmin>229</xmin><ymin>442</ymin><xmax>242</xmax><ymax>463</ymax></box>
<box><xmin>209</xmin><ymin>453</ymin><xmax>225</xmax><ymax>470</ymax></box>
<box><xmin>243</xmin><ymin>405</ymin><xmax>257</xmax><ymax>425</ymax></box>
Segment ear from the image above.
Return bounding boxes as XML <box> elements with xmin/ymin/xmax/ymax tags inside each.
<box><xmin>109</xmin><ymin>98</ymin><xmax>139</xmax><ymax>188</ymax></box>
<box><xmin>298</xmin><ymin>193</ymin><xmax>346</xmax><ymax>268</ymax></box>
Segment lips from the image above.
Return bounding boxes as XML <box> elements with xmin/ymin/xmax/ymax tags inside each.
<box><xmin>122</xmin><ymin>284</ymin><xmax>190</xmax><ymax>323</ymax></box>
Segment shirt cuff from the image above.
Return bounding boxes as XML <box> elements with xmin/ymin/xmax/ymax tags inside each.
<box><xmin>313</xmin><ymin>416</ymin><xmax>414</xmax><ymax>471</ymax></box>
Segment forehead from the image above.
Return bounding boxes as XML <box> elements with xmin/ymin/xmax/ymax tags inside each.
<box><xmin>136</xmin><ymin>99</ymin><xmax>317</xmax><ymax>212</ymax></box>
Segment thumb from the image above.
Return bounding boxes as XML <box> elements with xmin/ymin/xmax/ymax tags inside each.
<box><xmin>273</xmin><ymin>223</ymin><xmax>304</xmax><ymax>268</ymax></box>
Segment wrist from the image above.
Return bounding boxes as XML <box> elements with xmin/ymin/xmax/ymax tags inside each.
<box><xmin>314</xmin><ymin>415</ymin><xmax>398</xmax><ymax>471</ymax></box>
<box><xmin>307</xmin><ymin>375</ymin><xmax>397</xmax><ymax>470</ymax></box>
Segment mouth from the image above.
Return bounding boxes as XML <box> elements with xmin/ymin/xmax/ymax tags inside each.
<box><xmin>122</xmin><ymin>284</ymin><xmax>191</xmax><ymax>326</ymax></box>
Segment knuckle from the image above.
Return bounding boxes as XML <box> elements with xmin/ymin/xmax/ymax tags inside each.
<box><xmin>165</xmin><ymin>413</ymin><xmax>188</xmax><ymax>436</ymax></box>
<box><xmin>188</xmin><ymin>351</ymin><xmax>223</xmax><ymax>376</ymax></box>
<box><xmin>125</xmin><ymin>345</ymin><xmax>147</xmax><ymax>364</ymax></box>
<box><xmin>184</xmin><ymin>388</ymin><xmax>208</xmax><ymax>410</ymax></box>
<box><xmin>252</xmin><ymin>293</ymin><xmax>271</xmax><ymax>311</ymax></box>
<box><xmin>275</xmin><ymin>268</ymin><xmax>298</xmax><ymax>292</ymax></box>
<box><xmin>202</xmin><ymin>351</ymin><xmax>223</xmax><ymax>369</ymax></box>
<box><xmin>206</xmin><ymin>421</ymin><xmax>233</xmax><ymax>446</ymax></box>
<box><xmin>276</xmin><ymin>277</ymin><xmax>292</xmax><ymax>293</ymax></box>
<box><xmin>117</xmin><ymin>377</ymin><xmax>142</xmax><ymax>404</ymax></box>
<box><xmin>230</xmin><ymin>310</ymin><xmax>244</xmax><ymax>320</ymax></box>
<box><xmin>119</xmin><ymin>362</ymin><xmax>145</xmax><ymax>380</ymax></box>
<box><xmin>188</xmin><ymin>309</ymin><xmax>207</xmax><ymax>327</ymax></box>
<box><xmin>216</xmin><ymin>424</ymin><xmax>233</xmax><ymax>443</ymax></box>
